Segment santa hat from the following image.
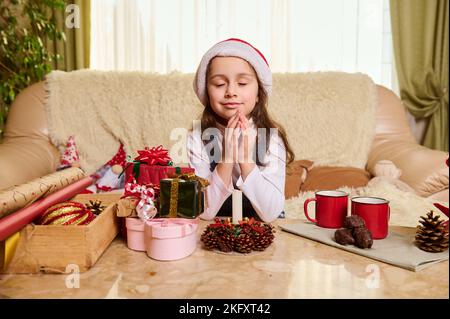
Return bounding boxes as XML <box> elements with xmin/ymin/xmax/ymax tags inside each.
<box><xmin>193</xmin><ymin>38</ymin><xmax>272</xmax><ymax>106</ymax></box>
<box><xmin>106</xmin><ymin>143</ymin><xmax>126</xmax><ymax>167</ymax></box>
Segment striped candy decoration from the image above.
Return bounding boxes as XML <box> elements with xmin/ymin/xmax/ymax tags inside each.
<box><xmin>38</xmin><ymin>201</ymin><xmax>96</xmax><ymax>226</ymax></box>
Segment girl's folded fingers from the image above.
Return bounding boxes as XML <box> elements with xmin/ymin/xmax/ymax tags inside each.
<box><xmin>239</xmin><ymin>113</ymin><xmax>248</xmax><ymax>129</ymax></box>
<box><xmin>230</xmin><ymin>113</ymin><xmax>241</xmax><ymax>128</ymax></box>
<box><xmin>227</xmin><ymin>112</ymin><xmax>238</xmax><ymax>126</ymax></box>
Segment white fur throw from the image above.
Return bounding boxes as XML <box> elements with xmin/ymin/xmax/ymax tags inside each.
<box><xmin>46</xmin><ymin>70</ymin><xmax>203</xmax><ymax>174</ymax></box>
<box><xmin>271</xmin><ymin>72</ymin><xmax>377</xmax><ymax>168</ymax></box>
<box><xmin>45</xmin><ymin>70</ymin><xmax>376</xmax><ymax>174</ymax></box>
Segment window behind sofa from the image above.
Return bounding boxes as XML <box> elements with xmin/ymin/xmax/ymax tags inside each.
<box><xmin>90</xmin><ymin>0</ymin><xmax>395</xmax><ymax>90</ymax></box>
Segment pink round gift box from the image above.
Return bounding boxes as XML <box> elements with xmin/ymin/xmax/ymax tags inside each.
<box><xmin>144</xmin><ymin>218</ymin><xmax>199</xmax><ymax>261</ymax></box>
<box><xmin>125</xmin><ymin>217</ymin><xmax>146</xmax><ymax>251</ymax></box>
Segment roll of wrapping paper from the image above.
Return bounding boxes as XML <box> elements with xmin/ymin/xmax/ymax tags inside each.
<box><xmin>0</xmin><ymin>176</ymin><xmax>94</xmax><ymax>241</ymax></box>
<box><xmin>0</xmin><ymin>167</ymin><xmax>85</xmax><ymax>219</ymax></box>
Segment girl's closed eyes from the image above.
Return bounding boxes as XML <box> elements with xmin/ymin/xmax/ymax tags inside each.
<box><xmin>213</xmin><ymin>82</ymin><xmax>248</xmax><ymax>87</ymax></box>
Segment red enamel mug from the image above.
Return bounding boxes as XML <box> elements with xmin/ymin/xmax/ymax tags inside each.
<box><xmin>351</xmin><ymin>197</ymin><xmax>390</xmax><ymax>239</ymax></box>
<box><xmin>304</xmin><ymin>190</ymin><xmax>349</xmax><ymax>228</ymax></box>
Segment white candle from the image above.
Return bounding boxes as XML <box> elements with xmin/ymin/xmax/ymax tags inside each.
<box><xmin>232</xmin><ymin>189</ymin><xmax>243</xmax><ymax>224</ymax></box>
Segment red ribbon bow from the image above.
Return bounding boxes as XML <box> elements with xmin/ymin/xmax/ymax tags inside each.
<box><xmin>134</xmin><ymin>145</ymin><xmax>172</xmax><ymax>165</ymax></box>
<box><xmin>122</xmin><ymin>179</ymin><xmax>160</xmax><ymax>199</ymax></box>
<box><xmin>239</xmin><ymin>217</ymin><xmax>265</xmax><ymax>233</ymax></box>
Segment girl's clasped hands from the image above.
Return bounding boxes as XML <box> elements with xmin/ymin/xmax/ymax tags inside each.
<box><xmin>223</xmin><ymin>110</ymin><xmax>256</xmax><ymax>164</ymax></box>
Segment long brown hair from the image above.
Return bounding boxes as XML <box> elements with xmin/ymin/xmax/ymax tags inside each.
<box><xmin>199</xmin><ymin>62</ymin><xmax>295</xmax><ymax>166</ymax></box>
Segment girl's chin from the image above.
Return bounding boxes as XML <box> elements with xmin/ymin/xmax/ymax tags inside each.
<box><xmin>217</xmin><ymin>110</ymin><xmax>237</xmax><ymax>119</ymax></box>
<box><xmin>213</xmin><ymin>108</ymin><xmax>249</xmax><ymax>124</ymax></box>
<box><xmin>224</xmin><ymin>108</ymin><xmax>245</xmax><ymax>115</ymax></box>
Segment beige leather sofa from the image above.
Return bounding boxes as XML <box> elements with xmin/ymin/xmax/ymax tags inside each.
<box><xmin>0</xmin><ymin>80</ymin><xmax>448</xmax><ymax>202</ymax></box>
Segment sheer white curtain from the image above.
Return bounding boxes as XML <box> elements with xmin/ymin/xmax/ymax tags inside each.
<box><xmin>91</xmin><ymin>0</ymin><xmax>395</xmax><ymax>88</ymax></box>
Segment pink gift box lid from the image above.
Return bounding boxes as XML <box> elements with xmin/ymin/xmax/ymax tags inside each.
<box><xmin>125</xmin><ymin>217</ymin><xmax>145</xmax><ymax>231</ymax></box>
<box><xmin>145</xmin><ymin>218</ymin><xmax>199</xmax><ymax>239</ymax></box>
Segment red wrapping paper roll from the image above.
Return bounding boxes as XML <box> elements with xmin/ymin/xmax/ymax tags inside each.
<box><xmin>0</xmin><ymin>177</ymin><xmax>94</xmax><ymax>241</ymax></box>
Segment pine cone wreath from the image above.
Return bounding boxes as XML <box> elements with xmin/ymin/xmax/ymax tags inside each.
<box><xmin>415</xmin><ymin>211</ymin><xmax>449</xmax><ymax>253</ymax></box>
<box><xmin>201</xmin><ymin>217</ymin><xmax>275</xmax><ymax>254</ymax></box>
<box><xmin>86</xmin><ymin>200</ymin><xmax>106</xmax><ymax>215</ymax></box>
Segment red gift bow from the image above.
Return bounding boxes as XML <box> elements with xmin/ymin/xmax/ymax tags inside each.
<box><xmin>134</xmin><ymin>145</ymin><xmax>172</xmax><ymax>165</ymax></box>
<box><xmin>123</xmin><ymin>180</ymin><xmax>160</xmax><ymax>221</ymax></box>
<box><xmin>122</xmin><ymin>179</ymin><xmax>160</xmax><ymax>199</ymax></box>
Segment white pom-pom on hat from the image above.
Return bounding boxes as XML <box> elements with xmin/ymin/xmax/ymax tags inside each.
<box><xmin>193</xmin><ymin>38</ymin><xmax>272</xmax><ymax>106</ymax></box>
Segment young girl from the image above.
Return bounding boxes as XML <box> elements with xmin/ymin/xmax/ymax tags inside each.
<box><xmin>187</xmin><ymin>38</ymin><xmax>294</xmax><ymax>223</ymax></box>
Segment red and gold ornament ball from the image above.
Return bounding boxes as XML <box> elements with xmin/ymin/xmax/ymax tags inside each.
<box><xmin>38</xmin><ymin>201</ymin><xmax>96</xmax><ymax>226</ymax></box>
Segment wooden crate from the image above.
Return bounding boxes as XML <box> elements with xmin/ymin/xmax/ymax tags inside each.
<box><xmin>73</xmin><ymin>192</ymin><xmax>123</xmax><ymax>207</ymax></box>
<box><xmin>1</xmin><ymin>193</ymin><xmax>122</xmax><ymax>274</ymax></box>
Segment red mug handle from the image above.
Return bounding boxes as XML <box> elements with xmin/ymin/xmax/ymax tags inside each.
<box><xmin>304</xmin><ymin>198</ymin><xmax>317</xmax><ymax>223</ymax></box>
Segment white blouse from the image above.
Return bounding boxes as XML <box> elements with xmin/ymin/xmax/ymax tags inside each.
<box><xmin>186</xmin><ymin>121</ymin><xmax>286</xmax><ymax>223</ymax></box>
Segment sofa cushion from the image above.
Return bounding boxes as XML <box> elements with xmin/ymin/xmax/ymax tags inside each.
<box><xmin>285</xmin><ymin>160</ymin><xmax>313</xmax><ymax>199</ymax></box>
<box><xmin>300</xmin><ymin>166</ymin><xmax>371</xmax><ymax>192</ymax></box>
<box><xmin>367</xmin><ymin>139</ymin><xmax>449</xmax><ymax>197</ymax></box>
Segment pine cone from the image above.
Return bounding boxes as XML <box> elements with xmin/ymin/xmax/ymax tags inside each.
<box><xmin>415</xmin><ymin>211</ymin><xmax>449</xmax><ymax>253</ymax></box>
<box><xmin>86</xmin><ymin>200</ymin><xmax>106</xmax><ymax>215</ymax></box>
<box><xmin>201</xmin><ymin>218</ymin><xmax>234</xmax><ymax>251</ymax></box>
<box><xmin>200</xmin><ymin>229</ymin><xmax>219</xmax><ymax>250</ymax></box>
<box><xmin>215</xmin><ymin>226</ymin><xmax>235</xmax><ymax>252</ymax></box>
<box><xmin>217</xmin><ymin>234</ymin><xmax>234</xmax><ymax>252</ymax></box>
<box><xmin>233</xmin><ymin>233</ymin><xmax>254</xmax><ymax>254</ymax></box>
<box><xmin>252</xmin><ymin>224</ymin><xmax>275</xmax><ymax>251</ymax></box>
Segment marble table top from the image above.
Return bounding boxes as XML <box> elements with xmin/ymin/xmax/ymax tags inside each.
<box><xmin>0</xmin><ymin>219</ymin><xmax>448</xmax><ymax>299</ymax></box>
